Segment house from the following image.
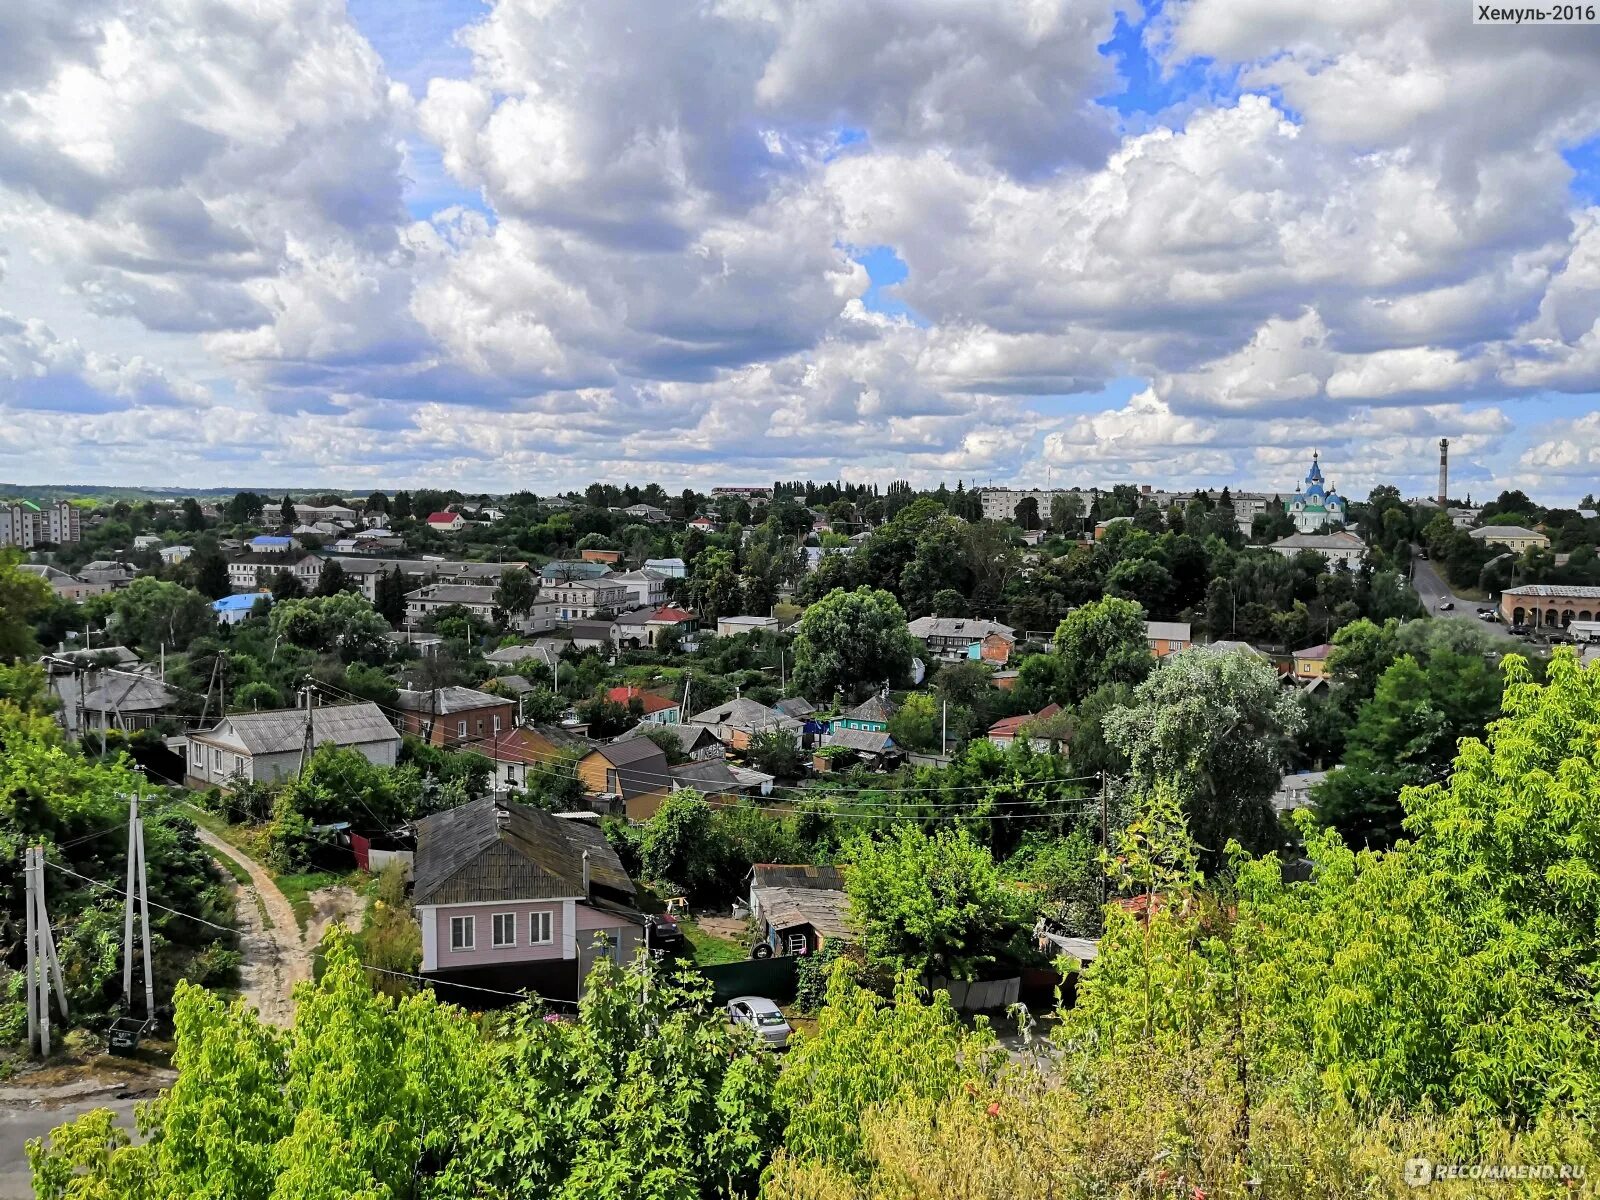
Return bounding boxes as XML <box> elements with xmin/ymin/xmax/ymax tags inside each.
<box><xmin>540</xmin><ymin>560</ymin><xmax>614</xmax><ymax>582</ymax></box>
<box><xmin>1448</xmin><ymin>507</ymin><xmax>1482</xmax><ymax>529</ymax></box>
<box><xmin>688</xmin><ymin>697</ymin><xmax>803</xmax><ymax>751</ymax></box>
<box><xmin>621</xmin><ymin>503</ymin><xmax>670</xmax><ymax>523</ymax></box>
<box><xmin>1094</xmin><ymin>516</ymin><xmax>1132</xmax><ymax>540</ymax></box>
<box><xmin>906</xmin><ymin>616</ymin><xmax>1016</xmax><ymax>661</ymax></box>
<box><xmin>669</xmin><ymin>758</ymin><xmax>773</xmax><ymax>799</ymax></box>
<box><xmin>213</xmin><ymin>592</ymin><xmax>271</xmax><ymax>625</ymax></box>
<box><xmin>185</xmin><ymin>701</ymin><xmax>400</xmax><ymax>788</ymax></box>
<box><xmin>968</xmin><ymin>629</ymin><xmax>1015</xmax><ymax>666</ymax></box>
<box><xmin>1145</xmin><ymin>621</ymin><xmax>1192</xmax><ymax>658</ymax></box>
<box><xmin>568</xmin><ymin>619</ymin><xmax>617</xmax><ymax>652</ymax></box>
<box><xmin>386</xmin><ymin>629</ymin><xmax>445</xmax><ymax>656</ymax></box>
<box><xmin>228</xmin><ymin>551</ymin><xmax>322</xmax><ymax>594</ymax></box>
<box><xmin>482</xmin><ymin>724</ymin><xmax>589</xmax><ymax>794</ymax></box>
<box><xmin>484</xmin><ymin>642</ymin><xmax>556</xmax><ymax>667</ymax></box>
<box><xmin>612</xmin><ymin>568</ymin><xmax>669</xmax><ymax>609</ymax></box>
<box><xmin>606</xmin><ymin>686</ymin><xmax>681</xmax><ymax>725</ymax></box>
<box><xmin>294</xmin><ymin>503</ymin><xmax>359</xmax><ymax>524</ymax></box>
<box><xmin>336</xmin><ymin>557</ymin><xmax>525</xmax><ymax>602</ymax></box>
<box><xmin>159</xmin><ymin>544</ymin><xmax>193</xmax><ymax>565</ymax></box>
<box><xmin>394</xmin><ymin>686</ymin><xmax>517</xmax><ymax>748</ymax></box>
<box><xmin>132</xmin><ymin>534</ymin><xmax>162</xmax><ymax>551</ymax></box>
<box><xmin>545</xmin><ymin>577</ymin><xmax>629</xmax><ymax>621</ymax></box>
<box><xmin>1</xmin><ymin>500</ymin><xmax>80</xmax><ymax>548</ymax></box>
<box><xmin>749</xmin><ymin>865</ymin><xmax>852</xmax><ymax>957</ymax></box>
<box><xmin>248</xmin><ymin>535</ymin><xmax>298</xmax><ymax>554</ymax></box>
<box><xmin>575</xmin><ymin>739</ymin><xmax>673</xmax><ymax>821</ymax></box>
<box><xmin>832</xmin><ymin>692</ymin><xmax>896</xmax><ymax>733</ymax></box>
<box><xmin>822</xmin><ymin>726</ymin><xmax>900</xmax><ymax>767</ymax></box>
<box><xmin>69</xmin><ymin>673</ymin><xmax>181</xmax><ymax>736</ymax></box>
<box><xmin>405</xmin><ymin>583</ymin><xmax>500</xmax><ymax>625</ymax></box>
<box><xmin>644</xmin><ymin>605</ymin><xmax>697</xmax><ymax>644</ymax></box>
<box><xmin>77</xmin><ymin>561</ymin><xmax>138</xmax><ymax>590</ymax></box>
<box><xmin>1271</xmin><ymin>770</ymin><xmax>1330</xmax><ymax>814</ymax></box>
<box><xmin>1499</xmin><ymin>583</ymin><xmax>1600</xmax><ymax>629</ymax></box>
<box><xmin>774</xmin><ymin>697</ymin><xmax>817</xmax><ymax>720</ymax></box>
<box><xmin>1469</xmin><ymin>524</ymin><xmax>1549</xmax><ymax>553</ymax></box>
<box><xmin>580</xmin><ymin>548</ymin><xmax>623</xmax><ymax>566</ymax></box>
<box><xmin>687</xmin><ymin>516</ymin><xmax>718</xmax><ymax>532</ymax></box>
<box><xmin>1292</xmin><ymin>643</ymin><xmax>1334</xmax><ymax>681</ymax></box>
<box><xmin>425</xmin><ymin>511</ymin><xmax>465</xmax><ymax>532</ymax></box>
<box><xmin>18</xmin><ymin>563</ymin><xmax>107</xmax><ymax>601</ymax></box>
<box><xmin>1270</xmin><ymin>530</ymin><xmax>1367</xmax><ymax>567</ymax></box>
<box><xmin>643</xmin><ymin>557</ymin><xmax>687</xmax><ymax>578</ymax></box>
<box><xmin>413</xmin><ymin>796</ymin><xmax>646</xmax><ymax>1001</ymax></box>
<box><xmin>716</xmin><ymin>615</ymin><xmax>780</xmax><ymax>637</ymax></box>
<box><xmin>612</xmin><ymin>721</ymin><xmax>725</xmax><ymax>762</ymax></box>
<box><xmin>987</xmin><ymin>703</ymin><xmax>1065</xmax><ymax>752</ymax></box>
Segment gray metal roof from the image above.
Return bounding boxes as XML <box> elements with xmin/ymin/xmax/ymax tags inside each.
<box><xmin>413</xmin><ymin>796</ymin><xmax>635</xmax><ymax>905</ymax></box>
<box><xmin>192</xmin><ymin>701</ymin><xmax>398</xmax><ymax>756</ymax></box>
<box><xmin>394</xmin><ymin>686</ymin><xmax>509</xmax><ymax>715</ymax></box>
<box><xmin>669</xmin><ymin>759</ymin><xmax>756</xmax><ymax>795</ymax></box>
<box><xmin>826</xmin><ymin>727</ymin><xmax>896</xmax><ymax>754</ymax></box>
<box><xmin>688</xmin><ymin>697</ymin><xmax>800</xmax><ymax>731</ymax></box>
<box><xmin>80</xmin><ymin>673</ymin><xmax>179</xmax><ymax>714</ymax></box>
<box><xmin>905</xmin><ymin>616</ymin><xmax>1015</xmax><ymax>640</ymax></box>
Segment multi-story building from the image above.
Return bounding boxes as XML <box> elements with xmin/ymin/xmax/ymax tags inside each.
<box><xmin>0</xmin><ymin>501</ymin><xmax>81</xmax><ymax>548</ymax></box>
<box><xmin>395</xmin><ymin>686</ymin><xmax>517</xmax><ymax>749</ymax></box>
<box><xmin>333</xmin><ymin>557</ymin><xmax>528</xmax><ymax>602</ymax></box>
<box><xmin>404</xmin><ymin>583</ymin><xmax>559</xmax><ymax>634</ymax></box>
<box><xmin>545</xmin><ymin>577</ymin><xmax>629</xmax><ymax>622</ymax></box>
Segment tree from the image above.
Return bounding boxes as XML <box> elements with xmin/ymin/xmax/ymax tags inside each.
<box><xmin>111</xmin><ymin>577</ymin><xmax>213</xmax><ymax>652</ymax></box>
<box><xmin>0</xmin><ymin>551</ymin><xmax>52</xmax><ymax>660</ymax></box>
<box><xmin>746</xmin><ymin>728</ymin><xmax>805</xmax><ymax>776</ymax></box>
<box><xmin>271</xmin><ymin>568</ymin><xmax>304</xmax><ymax>600</ymax></box>
<box><xmin>689</xmin><ymin>548</ymin><xmax>742</xmax><ymax>622</ymax></box>
<box><xmin>640</xmin><ymin>792</ymin><xmax>732</xmax><ymax>901</ymax></box>
<box><xmin>1013</xmin><ymin>496</ymin><xmax>1040</xmax><ymax>530</ymax></box>
<box><xmin>374</xmin><ymin>566</ymin><xmax>407</xmax><ymax>626</ymax></box>
<box><xmin>279</xmin><ymin>495</ymin><xmax>295</xmax><ymax>527</ymax></box>
<box><xmin>224</xmin><ymin>491</ymin><xmax>265</xmax><ymax>524</ymax></box>
<box><xmin>180</xmin><ymin>496</ymin><xmax>206</xmax><ymax>532</ymax></box>
<box><xmin>1050</xmin><ymin>492</ymin><xmax>1084</xmax><ymax>535</ymax></box>
<box><xmin>886</xmin><ymin>692</ymin><xmax>945</xmax><ymax>753</ymax></box>
<box><xmin>494</xmin><ymin>567</ymin><xmax>539</xmax><ymax>616</ymax></box>
<box><xmin>1104</xmin><ymin>646</ymin><xmax>1304</xmax><ymax>860</ymax></box>
<box><xmin>315</xmin><ymin>557</ymin><xmax>349</xmax><ymax>596</ymax></box>
<box><xmin>189</xmin><ymin>546</ymin><xmax>231</xmax><ymax>599</ymax></box>
<box><xmin>791</xmin><ymin>587</ymin><xmax>915</xmax><ymax>702</ymax></box>
<box><xmin>268</xmin><ymin>593</ymin><xmax>391</xmax><ymax>663</ymax></box>
<box><xmin>847</xmin><ymin>825</ymin><xmax>1022</xmax><ymax>981</ymax></box>
<box><xmin>1051</xmin><ymin>596</ymin><xmax>1153</xmax><ymax>704</ymax></box>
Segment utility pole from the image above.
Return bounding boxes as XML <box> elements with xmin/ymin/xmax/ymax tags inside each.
<box><xmin>121</xmin><ymin>793</ymin><xmax>154</xmax><ymax>1020</ymax></box>
<box><xmin>1098</xmin><ymin>773</ymin><xmax>1109</xmax><ymax>908</ymax></box>
<box><xmin>25</xmin><ymin>845</ymin><xmax>69</xmax><ymax>1057</ymax></box>
<box><xmin>941</xmin><ymin>699</ymin><xmax>948</xmax><ymax>757</ymax></box>
<box><xmin>298</xmin><ymin>684</ymin><xmax>316</xmax><ymax>775</ymax></box>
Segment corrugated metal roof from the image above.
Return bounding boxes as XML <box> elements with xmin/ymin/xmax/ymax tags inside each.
<box><xmin>192</xmin><ymin>701</ymin><xmax>398</xmax><ymax>756</ymax></box>
<box><xmin>394</xmin><ymin>686</ymin><xmax>509</xmax><ymax>715</ymax></box>
<box><xmin>413</xmin><ymin>796</ymin><xmax>635</xmax><ymax>904</ymax></box>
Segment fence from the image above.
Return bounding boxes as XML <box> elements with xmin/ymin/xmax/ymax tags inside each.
<box><xmin>698</xmin><ymin>956</ymin><xmax>798</xmax><ymax>1005</ymax></box>
<box><xmin>930</xmin><ymin>975</ymin><xmax>1021</xmax><ymax>1012</ymax></box>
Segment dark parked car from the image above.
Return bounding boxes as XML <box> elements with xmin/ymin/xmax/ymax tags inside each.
<box><xmin>644</xmin><ymin>912</ymin><xmax>686</xmax><ymax>951</ymax></box>
<box><xmin>1437</xmin><ymin>601</ymin><xmax>1454</xmax><ymax>611</ymax></box>
<box><xmin>1509</xmin><ymin>623</ymin><xmax>1530</xmax><ymax>636</ymax></box>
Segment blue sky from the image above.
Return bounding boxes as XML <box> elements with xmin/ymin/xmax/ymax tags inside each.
<box><xmin>2</xmin><ymin>0</ymin><xmax>1599</xmax><ymax>500</ymax></box>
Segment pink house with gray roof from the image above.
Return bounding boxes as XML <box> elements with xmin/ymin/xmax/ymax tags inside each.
<box><xmin>413</xmin><ymin>797</ymin><xmax>646</xmax><ymax>1001</ymax></box>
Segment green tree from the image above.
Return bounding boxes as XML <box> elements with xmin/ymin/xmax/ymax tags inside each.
<box><xmin>640</xmin><ymin>792</ymin><xmax>732</xmax><ymax>901</ymax></box>
<box><xmin>111</xmin><ymin>577</ymin><xmax>212</xmax><ymax>652</ymax></box>
<box><xmin>314</xmin><ymin>558</ymin><xmax>349</xmax><ymax>596</ymax></box>
<box><xmin>689</xmin><ymin>548</ymin><xmax>742</xmax><ymax>622</ymax></box>
<box><xmin>494</xmin><ymin>566</ymin><xmax>539</xmax><ymax>616</ymax></box>
<box><xmin>791</xmin><ymin>587</ymin><xmax>915</xmax><ymax>702</ymax></box>
<box><xmin>271</xmin><ymin>568</ymin><xmax>304</xmax><ymax>600</ymax></box>
<box><xmin>746</xmin><ymin>728</ymin><xmax>805</xmax><ymax>776</ymax></box>
<box><xmin>1051</xmin><ymin>595</ymin><xmax>1152</xmax><ymax>703</ymax></box>
<box><xmin>268</xmin><ymin>593</ymin><xmax>391</xmax><ymax>663</ymax></box>
<box><xmin>279</xmin><ymin>495</ymin><xmax>295</xmax><ymax>527</ymax></box>
<box><xmin>1050</xmin><ymin>492</ymin><xmax>1084</xmax><ymax>535</ymax></box>
<box><xmin>373</xmin><ymin>566</ymin><xmax>407</xmax><ymax>626</ymax></box>
<box><xmin>845</xmin><ymin>824</ymin><xmax>1022</xmax><ymax>981</ymax></box>
<box><xmin>189</xmin><ymin>546</ymin><xmax>231</xmax><ymax>599</ymax></box>
<box><xmin>886</xmin><ymin>691</ymin><xmax>947</xmax><ymax>753</ymax></box>
<box><xmin>1104</xmin><ymin>646</ymin><xmax>1304</xmax><ymax>860</ymax></box>
<box><xmin>1013</xmin><ymin>496</ymin><xmax>1040</xmax><ymax>530</ymax></box>
<box><xmin>0</xmin><ymin>551</ymin><xmax>52</xmax><ymax>660</ymax></box>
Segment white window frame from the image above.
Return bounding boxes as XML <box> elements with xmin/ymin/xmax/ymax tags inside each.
<box><xmin>456</xmin><ymin>719</ymin><xmax>467</xmax><ymax>738</ymax></box>
<box><xmin>493</xmin><ymin>714</ymin><xmax>502</xmax><ymax>734</ymax></box>
<box><xmin>492</xmin><ymin>912</ymin><xmax>517</xmax><ymax>948</ymax></box>
<box><xmin>529</xmin><ymin>911</ymin><xmax>553</xmax><ymax>945</ymax></box>
<box><xmin>450</xmin><ymin>915</ymin><xmax>475</xmax><ymax>951</ymax></box>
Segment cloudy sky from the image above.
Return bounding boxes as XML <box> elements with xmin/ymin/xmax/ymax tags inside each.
<box><xmin>2</xmin><ymin>0</ymin><xmax>1599</xmax><ymax>501</ymax></box>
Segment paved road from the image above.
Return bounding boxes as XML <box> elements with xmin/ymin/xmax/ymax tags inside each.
<box><xmin>0</xmin><ymin>1094</ymin><xmax>141</xmax><ymax>1199</ymax></box>
<box><xmin>1409</xmin><ymin>555</ymin><xmax>1518</xmax><ymax>641</ymax></box>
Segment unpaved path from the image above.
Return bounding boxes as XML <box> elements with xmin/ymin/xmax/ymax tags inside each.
<box><xmin>194</xmin><ymin>828</ymin><xmax>306</xmax><ymax>1026</ymax></box>
<box><xmin>305</xmin><ymin>885</ymin><xmax>364</xmax><ymax>949</ymax></box>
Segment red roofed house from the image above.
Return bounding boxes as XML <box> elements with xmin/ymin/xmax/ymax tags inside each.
<box><xmin>987</xmin><ymin>703</ymin><xmax>1067</xmax><ymax>753</ymax></box>
<box><xmin>644</xmin><ymin>605</ymin><xmax>697</xmax><ymax>646</ymax></box>
<box><xmin>425</xmin><ymin>511</ymin><xmax>465</xmax><ymax>532</ymax></box>
<box><xmin>606</xmin><ymin>685</ymin><xmax>681</xmax><ymax>726</ymax></box>
<box><xmin>687</xmin><ymin>516</ymin><xmax>717</xmax><ymax>532</ymax></box>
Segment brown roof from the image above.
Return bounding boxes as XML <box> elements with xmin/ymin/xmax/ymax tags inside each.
<box><xmin>413</xmin><ymin>796</ymin><xmax>634</xmax><ymax>905</ymax></box>
<box><xmin>581</xmin><ymin>739</ymin><xmax>671</xmax><ymax>800</ymax></box>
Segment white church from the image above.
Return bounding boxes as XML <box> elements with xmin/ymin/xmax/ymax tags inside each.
<box><xmin>1285</xmin><ymin>452</ymin><xmax>1347</xmax><ymax>532</ymax></box>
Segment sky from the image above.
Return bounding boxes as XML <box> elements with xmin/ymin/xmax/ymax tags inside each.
<box><xmin>1</xmin><ymin>0</ymin><xmax>1599</xmax><ymax>503</ymax></box>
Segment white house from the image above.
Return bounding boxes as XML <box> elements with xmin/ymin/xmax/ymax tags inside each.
<box><xmin>1270</xmin><ymin>530</ymin><xmax>1367</xmax><ymax>567</ymax></box>
<box><xmin>425</xmin><ymin>511</ymin><xmax>466</xmax><ymax>532</ymax></box>
<box><xmin>643</xmin><ymin>557</ymin><xmax>687</xmax><ymax>578</ymax></box>
<box><xmin>159</xmin><ymin>544</ymin><xmax>193</xmax><ymax>565</ymax></box>
<box><xmin>185</xmin><ymin>701</ymin><xmax>400</xmax><ymax>788</ymax></box>
<box><xmin>716</xmin><ymin>615</ymin><xmax>780</xmax><ymax>637</ymax></box>
<box><xmin>612</xmin><ymin>568</ymin><xmax>669</xmax><ymax>609</ymax></box>
<box><xmin>545</xmin><ymin>577</ymin><xmax>629</xmax><ymax>621</ymax></box>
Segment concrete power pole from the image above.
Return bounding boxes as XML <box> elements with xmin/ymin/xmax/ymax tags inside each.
<box><xmin>25</xmin><ymin>845</ymin><xmax>69</xmax><ymax>1057</ymax></box>
<box><xmin>1438</xmin><ymin>438</ymin><xmax>1449</xmax><ymax>506</ymax></box>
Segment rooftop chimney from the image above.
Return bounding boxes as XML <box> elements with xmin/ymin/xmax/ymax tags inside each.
<box><xmin>581</xmin><ymin>849</ymin><xmax>591</xmax><ymax>897</ymax></box>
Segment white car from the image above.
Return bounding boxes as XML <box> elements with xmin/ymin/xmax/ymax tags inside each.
<box><xmin>727</xmin><ymin>995</ymin><xmax>792</xmax><ymax>1049</ymax></box>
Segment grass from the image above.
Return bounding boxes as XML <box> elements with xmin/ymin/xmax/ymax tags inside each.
<box><xmin>275</xmin><ymin>871</ymin><xmax>346</xmax><ymax>933</ymax></box>
<box><xmin>680</xmin><ymin>920</ymin><xmax>748</xmax><ymax>967</ymax></box>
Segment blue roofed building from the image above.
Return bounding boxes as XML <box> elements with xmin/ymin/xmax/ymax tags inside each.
<box><xmin>1284</xmin><ymin>452</ymin><xmax>1347</xmax><ymax>533</ymax></box>
<box><xmin>214</xmin><ymin>592</ymin><xmax>271</xmax><ymax>625</ymax></box>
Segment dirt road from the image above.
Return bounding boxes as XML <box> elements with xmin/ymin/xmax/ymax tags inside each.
<box><xmin>194</xmin><ymin>828</ymin><xmax>306</xmax><ymax>1027</ymax></box>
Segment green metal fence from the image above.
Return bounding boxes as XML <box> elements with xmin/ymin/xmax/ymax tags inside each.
<box><xmin>698</xmin><ymin>956</ymin><xmax>798</xmax><ymax>1004</ymax></box>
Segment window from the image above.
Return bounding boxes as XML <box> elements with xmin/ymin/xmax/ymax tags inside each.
<box><xmin>450</xmin><ymin>915</ymin><xmax>475</xmax><ymax>951</ymax></box>
<box><xmin>605</xmin><ymin>769</ymin><xmax>619</xmax><ymax>794</ymax></box>
<box><xmin>529</xmin><ymin>911</ymin><xmax>553</xmax><ymax>944</ymax></box>
<box><xmin>493</xmin><ymin>714</ymin><xmax>502</xmax><ymax>734</ymax></box>
<box><xmin>456</xmin><ymin>719</ymin><xmax>467</xmax><ymax>738</ymax></box>
<box><xmin>492</xmin><ymin>912</ymin><xmax>516</xmax><ymax>947</ymax></box>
